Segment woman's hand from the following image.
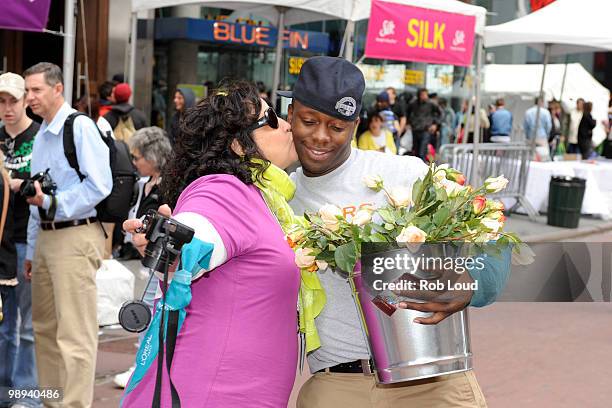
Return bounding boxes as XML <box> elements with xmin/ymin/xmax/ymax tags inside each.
<box><xmin>123</xmin><ymin>204</ymin><xmax>173</xmax><ymax>256</ymax></box>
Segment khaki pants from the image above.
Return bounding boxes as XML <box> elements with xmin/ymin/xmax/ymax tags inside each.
<box><xmin>32</xmin><ymin>222</ymin><xmax>104</xmax><ymax>408</ymax></box>
<box><xmin>297</xmin><ymin>370</ymin><xmax>487</xmax><ymax>408</ymax></box>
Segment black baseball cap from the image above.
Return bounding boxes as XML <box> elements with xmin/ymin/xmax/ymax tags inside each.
<box><xmin>278</xmin><ymin>56</ymin><xmax>365</xmax><ymax>122</ymax></box>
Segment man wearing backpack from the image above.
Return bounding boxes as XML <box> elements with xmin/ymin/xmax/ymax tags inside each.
<box><xmin>23</xmin><ymin>62</ymin><xmax>112</xmax><ymax>408</ymax></box>
<box><xmin>103</xmin><ymin>82</ymin><xmax>147</xmax><ymax>142</ymax></box>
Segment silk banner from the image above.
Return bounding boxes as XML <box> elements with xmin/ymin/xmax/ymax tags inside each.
<box><xmin>365</xmin><ymin>0</ymin><xmax>476</xmax><ymax>67</ymax></box>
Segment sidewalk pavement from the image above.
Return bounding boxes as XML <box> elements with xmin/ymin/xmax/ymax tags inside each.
<box><xmin>505</xmin><ymin>213</ymin><xmax>612</xmax><ymax>242</ymax></box>
<box><xmin>92</xmin><ymin>217</ymin><xmax>612</xmax><ymax>407</ymax></box>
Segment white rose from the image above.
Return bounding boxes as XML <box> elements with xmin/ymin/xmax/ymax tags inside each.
<box><xmin>439</xmin><ymin>178</ymin><xmax>465</xmax><ymax>198</ymax></box>
<box><xmin>385</xmin><ymin>186</ymin><xmax>412</xmax><ymax>208</ymax></box>
<box><xmin>363</xmin><ymin>175</ymin><xmax>384</xmax><ymax>191</ymax></box>
<box><xmin>484</xmin><ymin>175</ymin><xmax>509</xmax><ymax>193</ymax></box>
<box><xmin>395</xmin><ymin>225</ymin><xmax>427</xmax><ymax>247</ymax></box>
<box><xmin>295</xmin><ymin>247</ymin><xmax>316</xmax><ymax>269</ymax></box>
<box><xmin>352</xmin><ymin>209</ymin><xmax>373</xmax><ymax>226</ymax></box>
<box><xmin>319</xmin><ymin>204</ymin><xmax>343</xmax><ymax>231</ymax></box>
<box><xmin>433</xmin><ymin>171</ymin><xmax>447</xmax><ymax>183</ymax></box>
<box><xmin>487</xmin><ymin>200</ymin><xmax>505</xmax><ymax>211</ymax></box>
<box><xmin>315</xmin><ymin>260</ymin><xmax>329</xmax><ymax>270</ymax></box>
<box><xmin>481</xmin><ymin>217</ymin><xmax>502</xmax><ymax>233</ymax></box>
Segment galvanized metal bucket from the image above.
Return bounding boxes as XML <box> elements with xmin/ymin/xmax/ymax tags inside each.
<box><xmin>351</xmin><ymin>247</ymin><xmax>473</xmax><ymax>384</ymax></box>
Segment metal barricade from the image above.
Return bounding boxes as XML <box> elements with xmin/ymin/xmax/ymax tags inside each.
<box><xmin>438</xmin><ymin>143</ymin><xmax>539</xmax><ymax>220</ymax></box>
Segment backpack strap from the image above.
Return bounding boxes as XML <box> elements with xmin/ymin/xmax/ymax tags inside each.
<box><xmin>64</xmin><ymin>112</ymin><xmax>110</xmax><ymax>181</ymax></box>
<box><xmin>63</xmin><ymin>112</ymin><xmax>87</xmax><ymax>182</ymax></box>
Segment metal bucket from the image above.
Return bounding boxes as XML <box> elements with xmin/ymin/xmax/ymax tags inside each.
<box><xmin>351</xmin><ymin>247</ymin><xmax>472</xmax><ymax>384</ymax></box>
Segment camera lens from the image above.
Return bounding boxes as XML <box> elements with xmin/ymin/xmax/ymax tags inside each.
<box><xmin>19</xmin><ymin>181</ymin><xmax>36</xmax><ymax>197</ymax></box>
<box><xmin>142</xmin><ymin>241</ymin><xmax>177</xmax><ymax>272</ymax></box>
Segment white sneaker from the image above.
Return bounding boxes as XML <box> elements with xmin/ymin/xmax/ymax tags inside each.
<box><xmin>113</xmin><ymin>366</ymin><xmax>135</xmax><ymax>388</ymax></box>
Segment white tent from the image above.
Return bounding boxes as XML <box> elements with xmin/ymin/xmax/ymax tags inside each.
<box><xmin>131</xmin><ymin>0</ymin><xmax>357</xmax><ymax>26</ymax></box>
<box><xmin>483</xmin><ymin>63</ymin><xmax>610</xmax><ymax>145</ymax></box>
<box><xmin>130</xmin><ymin>0</ymin><xmax>487</xmax><ymax>31</ymax></box>
<box><xmin>485</xmin><ymin>0</ymin><xmax>612</xmax><ymax>55</ymax></box>
<box><xmin>485</xmin><ymin>0</ymin><xmax>612</xmax><ymax>148</ymax></box>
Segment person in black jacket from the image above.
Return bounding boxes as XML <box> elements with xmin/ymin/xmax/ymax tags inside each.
<box><xmin>103</xmin><ymin>83</ymin><xmax>148</xmax><ymax>140</ymax></box>
<box><xmin>578</xmin><ymin>102</ymin><xmax>596</xmax><ymax>159</ymax></box>
<box><xmin>168</xmin><ymin>87</ymin><xmax>196</xmax><ymax>146</ymax></box>
<box><xmin>406</xmin><ymin>88</ymin><xmax>442</xmax><ymax>161</ymax></box>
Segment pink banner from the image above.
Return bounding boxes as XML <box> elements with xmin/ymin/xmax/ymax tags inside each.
<box><xmin>365</xmin><ymin>0</ymin><xmax>476</xmax><ymax>67</ymax></box>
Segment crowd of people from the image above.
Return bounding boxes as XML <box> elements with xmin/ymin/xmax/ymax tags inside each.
<box><xmin>0</xmin><ymin>55</ymin><xmax>602</xmax><ymax>408</ymax></box>
<box><xmin>354</xmin><ymin>86</ymin><xmax>611</xmax><ymax>164</ymax></box>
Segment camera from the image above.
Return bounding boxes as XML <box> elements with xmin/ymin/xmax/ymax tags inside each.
<box><xmin>20</xmin><ymin>169</ymin><xmax>57</xmax><ymax>197</ymax></box>
<box><xmin>137</xmin><ymin>209</ymin><xmax>195</xmax><ymax>272</ymax></box>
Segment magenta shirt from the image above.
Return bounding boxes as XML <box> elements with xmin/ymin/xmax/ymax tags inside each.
<box><xmin>122</xmin><ymin>175</ymin><xmax>300</xmax><ymax>407</ymax></box>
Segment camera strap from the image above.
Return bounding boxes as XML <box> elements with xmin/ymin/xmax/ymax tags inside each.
<box><xmin>152</xmin><ymin>308</ymin><xmax>180</xmax><ymax>408</ymax></box>
<box><xmin>37</xmin><ymin>195</ymin><xmax>58</xmax><ymax>222</ymax></box>
<box><xmin>151</xmin><ymin>253</ymin><xmax>181</xmax><ymax>408</ymax></box>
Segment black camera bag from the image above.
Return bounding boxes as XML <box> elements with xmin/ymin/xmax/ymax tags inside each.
<box><xmin>63</xmin><ymin>112</ymin><xmax>138</xmax><ymax>223</ymax></box>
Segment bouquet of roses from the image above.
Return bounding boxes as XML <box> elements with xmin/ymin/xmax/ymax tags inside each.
<box><xmin>289</xmin><ymin>163</ymin><xmax>526</xmax><ymax>276</ymax></box>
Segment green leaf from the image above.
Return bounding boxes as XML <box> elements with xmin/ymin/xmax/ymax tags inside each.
<box><xmin>384</xmin><ymin>223</ymin><xmax>395</xmax><ymax>231</ymax></box>
<box><xmin>317</xmin><ymin>237</ymin><xmax>328</xmax><ymax>248</ymax></box>
<box><xmin>370</xmin><ymin>223</ymin><xmax>387</xmax><ymax>233</ymax></box>
<box><xmin>433</xmin><ymin>208</ymin><xmax>451</xmax><ymax>226</ymax></box>
<box><xmin>350</xmin><ymin>225</ymin><xmax>361</xmax><ymax>241</ymax></box>
<box><xmin>412</xmin><ymin>179</ymin><xmax>424</xmax><ymax>205</ymax></box>
<box><xmin>435</xmin><ymin>186</ymin><xmax>448</xmax><ymax>201</ymax></box>
<box><xmin>362</xmin><ymin>224</ymin><xmax>372</xmax><ymax>239</ymax></box>
<box><xmin>334</xmin><ymin>242</ymin><xmax>357</xmax><ymax>273</ymax></box>
<box><xmin>378</xmin><ymin>208</ymin><xmax>396</xmax><ymax>224</ymax></box>
<box><xmin>369</xmin><ymin>233</ymin><xmax>389</xmax><ymax>242</ymax></box>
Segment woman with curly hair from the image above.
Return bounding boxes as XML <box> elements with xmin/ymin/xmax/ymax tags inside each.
<box><xmin>120</xmin><ymin>80</ymin><xmax>300</xmax><ymax>407</ymax></box>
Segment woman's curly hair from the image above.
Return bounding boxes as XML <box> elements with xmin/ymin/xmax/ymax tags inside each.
<box><xmin>161</xmin><ymin>80</ymin><xmax>269</xmax><ymax>207</ymax></box>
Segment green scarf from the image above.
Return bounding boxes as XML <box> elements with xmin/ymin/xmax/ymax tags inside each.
<box><xmin>251</xmin><ymin>160</ymin><xmax>326</xmax><ymax>353</ymax></box>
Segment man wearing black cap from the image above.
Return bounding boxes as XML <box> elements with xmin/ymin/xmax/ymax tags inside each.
<box><xmin>284</xmin><ymin>56</ymin><xmax>495</xmax><ymax>407</ymax></box>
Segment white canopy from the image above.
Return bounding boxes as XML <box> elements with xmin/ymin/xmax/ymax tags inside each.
<box><xmin>131</xmin><ymin>0</ymin><xmax>487</xmax><ymax>33</ymax></box>
<box><xmin>130</xmin><ymin>0</ymin><xmax>356</xmax><ymax>25</ymax></box>
<box><xmin>483</xmin><ymin>63</ymin><xmax>610</xmax><ymax>145</ymax></box>
<box><xmin>484</xmin><ymin>0</ymin><xmax>612</xmax><ymax>55</ymax></box>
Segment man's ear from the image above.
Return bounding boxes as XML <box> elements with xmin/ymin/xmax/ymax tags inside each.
<box><xmin>230</xmin><ymin>139</ymin><xmax>244</xmax><ymax>156</ymax></box>
<box><xmin>54</xmin><ymin>82</ymin><xmax>64</xmax><ymax>98</ymax></box>
<box><xmin>287</xmin><ymin>103</ymin><xmax>294</xmax><ymax>123</ymax></box>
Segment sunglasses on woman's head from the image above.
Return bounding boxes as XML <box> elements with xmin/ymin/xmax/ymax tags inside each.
<box><xmin>248</xmin><ymin>107</ymin><xmax>279</xmax><ymax>131</ymax></box>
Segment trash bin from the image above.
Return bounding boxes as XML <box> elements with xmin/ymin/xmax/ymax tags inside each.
<box><xmin>547</xmin><ymin>176</ymin><xmax>586</xmax><ymax>228</ymax></box>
